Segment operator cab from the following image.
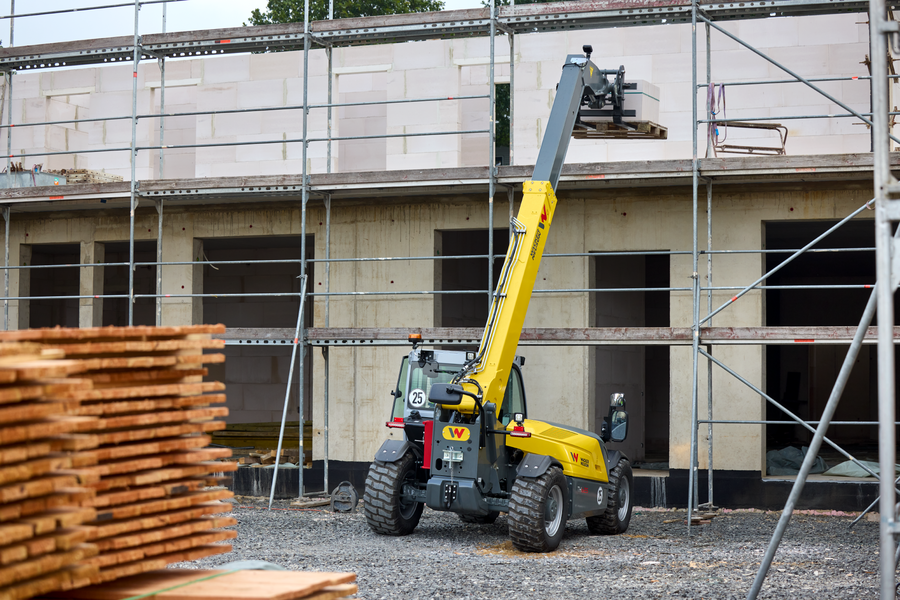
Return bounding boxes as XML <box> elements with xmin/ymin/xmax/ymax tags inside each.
<box><xmin>388</xmin><ymin>347</ymin><xmax>527</xmax><ymax>433</ymax></box>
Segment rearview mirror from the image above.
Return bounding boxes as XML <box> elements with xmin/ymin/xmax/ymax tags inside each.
<box><xmin>428</xmin><ymin>383</ymin><xmax>463</xmax><ymax>406</ymax></box>
<box><xmin>610</xmin><ymin>409</ymin><xmax>628</xmax><ymax>443</ymax></box>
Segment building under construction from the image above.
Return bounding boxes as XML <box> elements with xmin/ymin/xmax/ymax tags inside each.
<box><xmin>0</xmin><ymin>0</ymin><xmax>893</xmax><ymax>519</ymax></box>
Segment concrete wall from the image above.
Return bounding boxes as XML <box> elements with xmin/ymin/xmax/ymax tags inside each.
<box><xmin>0</xmin><ymin>13</ymin><xmax>871</xmax><ymax>179</ymax></box>
<box><xmin>2</xmin><ymin>184</ymin><xmax>868</xmax><ymax>471</ymax></box>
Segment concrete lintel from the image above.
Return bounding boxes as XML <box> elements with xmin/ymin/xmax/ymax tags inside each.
<box><xmin>145</xmin><ymin>78</ymin><xmax>202</xmax><ymax>89</ymax></box>
<box><xmin>453</xmin><ymin>56</ymin><xmax>512</xmax><ymax>67</ymax></box>
<box><xmin>42</xmin><ymin>86</ymin><xmax>95</xmax><ymax>97</ymax></box>
<box><xmin>332</xmin><ymin>64</ymin><xmax>392</xmax><ymax>75</ymax></box>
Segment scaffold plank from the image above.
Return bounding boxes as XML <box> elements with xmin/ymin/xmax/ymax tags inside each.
<box><xmin>300</xmin><ymin>326</ymin><xmax>900</xmax><ymax>346</ymax></box>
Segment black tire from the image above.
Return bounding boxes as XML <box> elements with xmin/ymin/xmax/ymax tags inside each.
<box><xmin>363</xmin><ymin>452</ymin><xmax>424</xmax><ymax>536</ymax></box>
<box><xmin>508</xmin><ymin>466</ymin><xmax>568</xmax><ymax>552</ymax></box>
<box><xmin>459</xmin><ymin>511</ymin><xmax>500</xmax><ymax>525</ymax></box>
<box><xmin>587</xmin><ymin>457</ymin><xmax>633</xmax><ymax>535</ymax></box>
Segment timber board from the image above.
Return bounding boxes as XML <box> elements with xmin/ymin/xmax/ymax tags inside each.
<box><xmin>91</xmin><ymin>490</ymin><xmax>233</xmax><ymax>523</ymax></box>
<box><xmin>2</xmin><ymin>529</ymin><xmax>92</xmax><ymax>565</ymax></box>
<box><xmin>90</xmin><ymin>407</ymin><xmax>228</xmax><ymax>431</ymax></box>
<box><xmin>89</xmin><ymin>478</ymin><xmax>226</xmax><ymax>509</ymax></box>
<box><xmin>89</xmin><ymin>462</ymin><xmax>236</xmax><ymax>493</ymax></box>
<box><xmin>37</xmin><ymin>341</ymin><xmax>224</xmax><ymax>356</ymax></box>
<box><xmin>0</xmin><ymin>476</ymin><xmax>80</xmax><ymax>504</ymax></box>
<box><xmin>0</xmin><ymin>387</ymin><xmax>46</xmax><ymax>406</ymax></box>
<box><xmin>94</xmin><ymin>544</ymin><xmax>232</xmax><ymax>584</ymax></box>
<box><xmin>81</xmin><ymin>437</ymin><xmax>212</xmax><ymax>464</ymax></box>
<box><xmin>76</xmin><ymin>355</ymin><xmax>222</xmax><ymax>370</ymax></box>
<box><xmin>2</xmin><ymin>362</ymin><xmax>88</xmax><ymax>381</ymax></box>
<box><xmin>73</xmin><ymin>394</ymin><xmax>225</xmax><ymax>416</ymax></box>
<box><xmin>0</xmin><ymin>456</ymin><xmax>74</xmax><ymax>487</ymax></box>
<box><xmin>56</xmin><ymin>381</ymin><xmax>224</xmax><ymax>402</ymax></box>
<box><xmin>85</xmin><ymin>448</ymin><xmax>232</xmax><ymax>478</ymax></box>
<box><xmin>0</xmin><ymin>524</ymin><xmax>36</xmax><ymax>547</ymax></box>
<box><xmin>0</xmin><ymin>490</ymin><xmax>95</xmax><ymax>523</ymax></box>
<box><xmin>0</xmin><ymin>444</ymin><xmax>52</xmax><ymax>467</ymax></box>
<box><xmin>0</xmin><ymin>402</ymin><xmax>81</xmax><ymax>426</ymax></box>
<box><xmin>88</xmin><ymin>503</ymin><xmax>232</xmax><ymax>541</ymax></box>
<box><xmin>0</xmin><ymin>545</ymin><xmax>97</xmax><ymax>588</ymax></box>
<box><xmin>86</xmin><ymin>530</ymin><xmax>236</xmax><ymax>569</ymax></box>
<box><xmin>96</xmin><ymin>421</ymin><xmax>225</xmax><ymax>445</ymax></box>
<box><xmin>84</xmin><ymin>369</ymin><xmax>207</xmax><ymax>385</ymax></box>
<box><xmin>94</xmin><ymin>517</ymin><xmax>236</xmax><ymax>552</ymax></box>
<box><xmin>19</xmin><ymin>509</ymin><xmax>97</xmax><ymax>536</ymax></box>
<box><xmin>302</xmin><ymin>584</ymin><xmax>357</xmax><ymax>600</ymax></box>
<box><xmin>0</xmin><ymin>563</ymin><xmax>98</xmax><ymax>600</ymax></box>
<box><xmin>0</xmin><ymin>418</ymin><xmax>97</xmax><ymax>446</ymax></box>
<box><xmin>38</xmin><ymin>568</ymin><xmax>356</xmax><ymax>600</ymax></box>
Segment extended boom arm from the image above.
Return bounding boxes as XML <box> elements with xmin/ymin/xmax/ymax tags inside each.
<box><xmin>452</xmin><ymin>47</ymin><xmax>625</xmax><ymax>412</ymax></box>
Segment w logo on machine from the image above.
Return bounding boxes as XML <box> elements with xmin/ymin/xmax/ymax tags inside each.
<box><xmin>570</xmin><ymin>451</ymin><xmax>589</xmax><ymax>468</ymax></box>
<box><xmin>442</xmin><ymin>426</ymin><xmax>470</xmax><ymax>441</ymax></box>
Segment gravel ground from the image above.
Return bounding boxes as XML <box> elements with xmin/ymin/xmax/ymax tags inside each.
<box><xmin>175</xmin><ymin>497</ymin><xmax>881</xmax><ymax>599</ymax></box>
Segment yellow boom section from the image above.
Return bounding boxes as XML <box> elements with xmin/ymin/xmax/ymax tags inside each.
<box><xmin>456</xmin><ymin>181</ymin><xmax>557</xmax><ymax>413</ymax></box>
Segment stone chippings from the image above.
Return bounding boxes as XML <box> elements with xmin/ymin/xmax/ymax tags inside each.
<box><xmin>175</xmin><ymin>498</ymin><xmax>879</xmax><ymax>599</ymax></box>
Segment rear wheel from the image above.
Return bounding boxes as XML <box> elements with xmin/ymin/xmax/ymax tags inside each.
<box><xmin>508</xmin><ymin>466</ymin><xmax>568</xmax><ymax>552</ymax></box>
<box><xmin>364</xmin><ymin>451</ymin><xmax>423</xmax><ymax>536</ymax></box>
<box><xmin>587</xmin><ymin>457</ymin><xmax>633</xmax><ymax>535</ymax></box>
<box><xmin>459</xmin><ymin>511</ymin><xmax>499</xmax><ymax>525</ymax></box>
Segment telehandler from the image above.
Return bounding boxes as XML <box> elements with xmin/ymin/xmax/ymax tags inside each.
<box><xmin>365</xmin><ymin>46</ymin><xmax>637</xmax><ymax>552</ymax></box>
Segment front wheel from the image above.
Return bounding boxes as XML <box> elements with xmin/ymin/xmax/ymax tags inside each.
<box><xmin>364</xmin><ymin>451</ymin><xmax>424</xmax><ymax>536</ymax></box>
<box><xmin>508</xmin><ymin>466</ymin><xmax>568</xmax><ymax>552</ymax></box>
<box><xmin>587</xmin><ymin>457</ymin><xmax>633</xmax><ymax>535</ymax></box>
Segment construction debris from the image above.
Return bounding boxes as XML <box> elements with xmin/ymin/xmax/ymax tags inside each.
<box><xmin>44</xmin><ymin>170</ymin><xmax>123</xmax><ymax>184</ymax></box>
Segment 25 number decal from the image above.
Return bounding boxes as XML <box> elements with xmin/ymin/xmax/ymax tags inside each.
<box><xmin>409</xmin><ymin>388</ymin><xmax>427</xmax><ymax>408</ymax></box>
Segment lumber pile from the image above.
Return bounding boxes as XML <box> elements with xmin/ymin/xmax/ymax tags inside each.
<box><xmin>0</xmin><ymin>343</ymin><xmax>101</xmax><ymax>600</ymax></box>
<box><xmin>0</xmin><ymin>325</ymin><xmax>237</xmax><ymax>600</ymax></box>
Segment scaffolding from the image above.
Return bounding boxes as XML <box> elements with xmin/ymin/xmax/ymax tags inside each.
<box><xmin>0</xmin><ymin>0</ymin><xmax>895</xmax><ymax>597</ymax></box>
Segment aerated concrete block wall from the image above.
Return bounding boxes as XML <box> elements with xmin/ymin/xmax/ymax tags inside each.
<box><xmin>0</xmin><ymin>13</ymin><xmax>872</xmax><ymax>179</ymax></box>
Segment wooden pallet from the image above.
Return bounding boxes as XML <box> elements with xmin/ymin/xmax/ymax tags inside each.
<box><xmin>572</xmin><ymin>119</ymin><xmax>668</xmax><ymax>139</ymax></box>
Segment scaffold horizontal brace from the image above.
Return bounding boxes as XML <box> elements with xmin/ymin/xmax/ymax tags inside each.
<box><xmin>0</xmin><ymin>0</ymin><xmax>871</xmax><ymax>72</ymax></box>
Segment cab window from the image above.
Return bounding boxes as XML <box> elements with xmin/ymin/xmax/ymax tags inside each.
<box><xmin>499</xmin><ymin>367</ymin><xmax>526</xmax><ymax>426</ymax></box>
<box><xmin>390</xmin><ymin>357</ymin><xmax>409</xmax><ymax>420</ymax></box>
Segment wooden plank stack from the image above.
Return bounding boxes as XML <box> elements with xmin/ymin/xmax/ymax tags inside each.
<box><xmin>0</xmin><ymin>344</ymin><xmax>102</xmax><ymax>600</ymax></box>
<box><xmin>0</xmin><ymin>325</ymin><xmax>238</xmax><ymax>600</ymax></box>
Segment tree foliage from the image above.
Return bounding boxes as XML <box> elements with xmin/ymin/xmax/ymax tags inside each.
<box><xmin>495</xmin><ymin>84</ymin><xmax>510</xmax><ymax>148</ymax></box>
<box><xmin>247</xmin><ymin>0</ymin><xmax>445</xmax><ymax>25</ymax></box>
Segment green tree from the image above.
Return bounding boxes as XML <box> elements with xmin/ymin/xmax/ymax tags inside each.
<box><xmin>248</xmin><ymin>0</ymin><xmax>445</xmax><ymax>25</ymax></box>
<box><xmin>495</xmin><ymin>84</ymin><xmax>510</xmax><ymax>149</ymax></box>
